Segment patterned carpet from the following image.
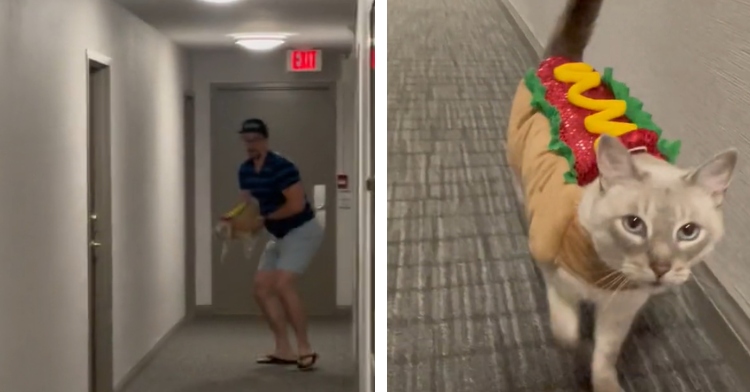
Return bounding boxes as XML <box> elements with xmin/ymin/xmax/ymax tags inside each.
<box><xmin>386</xmin><ymin>0</ymin><xmax>744</xmax><ymax>391</ymax></box>
<box><xmin>120</xmin><ymin>316</ymin><xmax>354</xmax><ymax>392</ymax></box>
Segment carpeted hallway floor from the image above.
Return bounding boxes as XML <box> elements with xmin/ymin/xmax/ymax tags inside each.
<box><xmin>386</xmin><ymin>0</ymin><xmax>744</xmax><ymax>391</ymax></box>
<box><xmin>120</xmin><ymin>316</ymin><xmax>354</xmax><ymax>392</ymax></box>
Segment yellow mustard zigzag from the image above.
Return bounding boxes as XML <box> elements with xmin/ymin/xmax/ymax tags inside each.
<box><xmin>553</xmin><ymin>62</ymin><xmax>637</xmax><ymax>149</ymax></box>
<box><xmin>222</xmin><ymin>202</ymin><xmax>247</xmax><ymax>219</ymax></box>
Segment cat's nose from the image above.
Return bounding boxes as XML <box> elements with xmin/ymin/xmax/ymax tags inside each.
<box><xmin>650</xmin><ymin>261</ymin><xmax>672</xmax><ymax>278</ymax></box>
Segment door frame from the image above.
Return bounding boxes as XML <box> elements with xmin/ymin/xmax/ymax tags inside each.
<box><xmin>86</xmin><ymin>49</ymin><xmax>114</xmax><ymax>392</ymax></box>
<box><xmin>356</xmin><ymin>1</ymin><xmax>375</xmax><ymax>390</ymax></box>
<box><xmin>368</xmin><ymin>0</ymin><xmax>375</xmax><ymax>359</ymax></box>
<box><xmin>210</xmin><ymin>81</ymin><xmax>336</xmax><ymax>92</ymax></box>
<box><xmin>206</xmin><ymin>81</ymin><xmax>338</xmax><ymax>315</ymax></box>
<box><xmin>184</xmin><ymin>93</ymin><xmax>197</xmax><ymax>318</ymax></box>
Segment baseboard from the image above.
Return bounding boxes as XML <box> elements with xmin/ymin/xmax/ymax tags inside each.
<box><xmin>193</xmin><ymin>304</ymin><xmax>352</xmax><ymax>318</ymax></box>
<box><xmin>336</xmin><ymin>305</ymin><xmax>353</xmax><ymax>316</ymax></box>
<box><xmin>195</xmin><ymin>304</ymin><xmax>214</xmax><ymax>316</ymax></box>
<box><xmin>687</xmin><ymin>264</ymin><xmax>750</xmax><ymax>386</ymax></box>
<box><xmin>496</xmin><ymin>0</ymin><xmax>543</xmax><ymax>57</ymax></box>
<box><xmin>114</xmin><ymin>316</ymin><xmax>188</xmax><ymax>392</ymax></box>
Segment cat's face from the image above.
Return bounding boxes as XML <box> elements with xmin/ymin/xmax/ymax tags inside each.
<box><xmin>580</xmin><ymin>135</ymin><xmax>738</xmax><ymax>288</ymax></box>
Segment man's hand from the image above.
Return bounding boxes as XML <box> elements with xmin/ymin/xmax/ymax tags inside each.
<box><xmin>240</xmin><ymin>190</ymin><xmax>253</xmax><ymax>204</ymax></box>
<box><xmin>249</xmin><ymin>216</ymin><xmax>265</xmax><ymax>232</ymax></box>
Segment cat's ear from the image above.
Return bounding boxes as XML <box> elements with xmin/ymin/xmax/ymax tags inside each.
<box><xmin>596</xmin><ymin>135</ymin><xmax>641</xmax><ymax>190</ymax></box>
<box><xmin>685</xmin><ymin>148</ymin><xmax>738</xmax><ymax>206</ymax></box>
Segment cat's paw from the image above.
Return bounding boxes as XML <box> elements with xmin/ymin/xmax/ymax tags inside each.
<box><xmin>550</xmin><ymin>320</ymin><xmax>580</xmax><ymax>348</ymax></box>
<box><xmin>546</xmin><ymin>287</ymin><xmax>580</xmax><ymax>349</ymax></box>
<box><xmin>592</xmin><ymin>368</ymin><xmax>623</xmax><ymax>392</ymax></box>
<box><xmin>592</xmin><ymin>379</ymin><xmax>623</xmax><ymax>392</ymax></box>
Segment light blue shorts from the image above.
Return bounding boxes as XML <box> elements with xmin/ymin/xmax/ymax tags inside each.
<box><xmin>258</xmin><ymin>218</ymin><xmax>324</xmax><ymax>274</ymax></box>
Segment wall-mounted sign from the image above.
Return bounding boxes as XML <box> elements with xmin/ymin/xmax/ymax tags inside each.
<box><xmin>336</xmin><ymin>173</ymin><xmax>352</xmax><ymax>209</ymax></box>
<box><xmin>337</xmin><ymin>174</ymin><xmax>349</xmax><ymax>190</ymax></box>
<box><xmin>287</xmin><ymin>49</ymin><xmax>322</xmax><ymax>72</ymax></box>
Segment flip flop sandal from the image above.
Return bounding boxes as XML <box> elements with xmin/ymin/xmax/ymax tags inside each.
<box><xmin>297</xmin><ymin>353</ymin><xmax>319</xmax><ymax>371</ymax></box>
<box><xmin>257</xmin><ymin>355</ymin><xmax>297</xmax><ymax>365</ymax></box>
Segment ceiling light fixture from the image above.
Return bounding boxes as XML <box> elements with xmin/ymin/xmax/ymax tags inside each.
<box><xmin>228</xmin><ymin>33</ymin><xmax>295</xmax><ymax>52</ymax></box>
<box><xmin>199</xmin><ymin>0</ymin><xmax>241</xmax><ymax>4</ymax></box>
<box><xmin>235</xmin><ymin>38</ymin><xmax>285</xmax><ymax>51</ymax></box>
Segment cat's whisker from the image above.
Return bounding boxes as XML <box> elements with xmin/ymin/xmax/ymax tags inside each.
<box><xmin>601</xmin><ymin>276</ymin><xmax>629</xmax><ymax>312</ymax></box>
<box><xmin>602</xmin><ymin>274</ymin><xmax>622</xmax><ymax>290</ymax></box>
<box><xmin>599</xmin><ymin>274</ymin><xmax>626</xmax><ymax>292</ymax></box>
<box><xmin>594</xmin><ymin>269</ymin><xmax>620</xmax><ymax>286</ymax></box>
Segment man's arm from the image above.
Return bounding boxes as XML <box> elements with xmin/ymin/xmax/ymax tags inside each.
<box><xmin>265</xmin><ymin>183</ymin><xmax>306</xmax><ymax>220</ymax></box>
<box><xmin>224</xmin><ymin>166</ymin><xmax>264</xmax><ymax>230</ymax></box>
<box><xmin>237</xmin><ymin>166</ymin><xmax>255</xmax><ymax>205</ymax></box>
<box><xmin>239</xmin><ymin>190</ymin><xmax>252</xmax><ymax>204</ymax></box>
<box><xmin>241</xmin><ymin>192</ymin><xmax>265</xmax><ymax>231</ymax></box>
<box><xmin>265</xmin><ymin>163</ymin><xmax>307</xmax><ymax>220</ymax></box>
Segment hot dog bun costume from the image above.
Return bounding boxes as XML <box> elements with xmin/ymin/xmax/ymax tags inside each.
<box><xmin>506</xmin><ymin>56</ymin><xmax>682</xmax><ymax>289</ymax></box>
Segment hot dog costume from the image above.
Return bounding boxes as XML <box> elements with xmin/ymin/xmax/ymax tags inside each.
<box><xmin>506</xmin><ymin>56</ymin><xmax>682</xmax><ymax>290</ymax></box>
<box><xmin>215</xmin><ymin>201</ymin><xmax>263</xmax><ymax>263</ymax></box>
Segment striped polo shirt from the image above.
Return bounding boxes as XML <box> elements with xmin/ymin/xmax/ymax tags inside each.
<box><xmin>238</xmin><ymin>151</ymin><xmax>314</xmax><ymax>238</ymax></box>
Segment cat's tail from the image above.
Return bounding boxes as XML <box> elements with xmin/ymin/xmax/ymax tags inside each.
<box><xmin>543</xmin><ymin>0</ymin><xmax>605</xmax><ymax>61</ymax></box>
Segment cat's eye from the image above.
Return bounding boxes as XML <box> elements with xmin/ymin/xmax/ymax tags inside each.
<box><xmin>621</xmin><ymin>215</ymin><xmax>646</xmax><ymax>236</ymax></box>
<box><xmin>677</xmin><ymin>223</ymin><xmax>701</xmax><ymax>241</ymax></box>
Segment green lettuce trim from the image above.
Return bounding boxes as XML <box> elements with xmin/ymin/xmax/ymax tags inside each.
<box><xmin>600</xmin><ymin>68</ymin><xmax>682</xmax><ymax>163</ymax></box>
<box><xmin>523</xmin><ymin>69</ymin><xmax>578</xmax><ymax>184</ymax></box>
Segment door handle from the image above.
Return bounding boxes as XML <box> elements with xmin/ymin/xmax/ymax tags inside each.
<box><xmin>90</xmin><ymin>241</ymin><xmax>102</xmax><ymax>247</ymax></box>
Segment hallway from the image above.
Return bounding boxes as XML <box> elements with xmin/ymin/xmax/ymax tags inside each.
<box><xmin>0</xmin><ymin>0</ymin><xmax>369</xmax><ymax>390</ymax></box>
<box><xmin>120</xmin><ymin>316</ymin><xmax>354</xmax><ymax>392</ymax></box>
<box><xmin>387</xmin><ymin>0</ymin><xmax>745</xmax><ymax>391</ymax></box>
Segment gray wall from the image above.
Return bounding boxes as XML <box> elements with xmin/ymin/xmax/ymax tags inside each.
<box><xmin>190</xmin><ymin>48</ymin><xmax>357</xmax><ymax>306</ymax></box>
<box><xmin>0</xmin><ymin>0</ymin><xmax>189</xmax><ymax>390</ymax></box>
<box><xmin>506</xmin><ymin>0</ymin><xmax>750</xmax><ymax>316</ymax></box>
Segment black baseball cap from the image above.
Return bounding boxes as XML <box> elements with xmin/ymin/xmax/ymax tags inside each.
<box><xmin>239</xmin><ymin>118</ymin><xmax>268</xmax><ymax>137</ymax></box>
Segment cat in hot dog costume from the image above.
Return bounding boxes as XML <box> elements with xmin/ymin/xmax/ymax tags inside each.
<box><xmin>506</xmin><ymin>1</ymin><xmax>738</xmax><ymax>391</ymax></box>
<box><xmin>215</xmin><ymin>201</ymin><xmax>264</xmax><ymax>263</ymax></box>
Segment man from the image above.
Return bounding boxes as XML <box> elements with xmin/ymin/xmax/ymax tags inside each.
<box><xmin>236</xmin><ymin>118</ymin><xmax>324</xmax><ymax>371</ymax></box>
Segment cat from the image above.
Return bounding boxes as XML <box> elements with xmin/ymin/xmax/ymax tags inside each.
<box><xmin>215</xmin><ymin>200</ymin><xmax>264</xmax><ymax>263</ymax></box>
<box><xmin>515</xmin><ymin>0</ymin><xmax>739</xmax><ymax>391</ymax></box>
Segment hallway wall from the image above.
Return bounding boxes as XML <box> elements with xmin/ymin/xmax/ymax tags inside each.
<box><xmin>506</xmin><ymin>0</ymin><xmax>750</xmax><ymax>318</ymax></box>
<box><xmin>0</xmin><ymin>0</ymin><xmax>189</xmax><ymax>390</ymax></box>
<box><xmin>190</xmin><ymin>48</ymin><xmax>357</xmax><ymax>308</ymax></box>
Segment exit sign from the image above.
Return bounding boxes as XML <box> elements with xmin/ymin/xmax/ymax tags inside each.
<box><xmin>287</xmin><ymin>49</ymin><xmax>322</xmax><ymax>72</ymax></box>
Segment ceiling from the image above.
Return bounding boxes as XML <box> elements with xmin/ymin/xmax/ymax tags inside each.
<box><xmin>112</xmin><ymin>0</ymin><xmax>357</xmax><ymax>51</ymax></box>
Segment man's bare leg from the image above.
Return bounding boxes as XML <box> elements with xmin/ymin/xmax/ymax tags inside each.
<box><xmin>275</xmin><ymin>272</ymin><xmax>314</xmax><ymax>361</ymax></box>
<box><xmin>253</xmin><ymin>270</ymin><xmax>295</xmax><ymax>360</ymax></box>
